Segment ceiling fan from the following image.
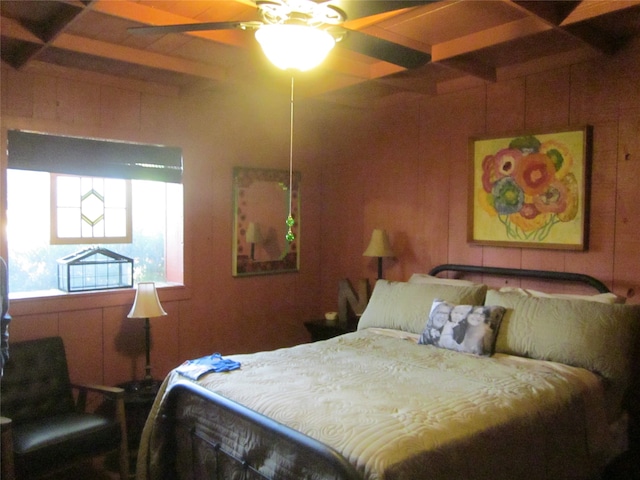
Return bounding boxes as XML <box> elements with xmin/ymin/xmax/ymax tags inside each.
<box><xmin>128</xmin><ymin>0</ymin><xmax>434</xmax><ymax>70</ymax></box>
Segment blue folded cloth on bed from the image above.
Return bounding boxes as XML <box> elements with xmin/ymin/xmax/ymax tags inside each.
<box><xmin>176</xmin><ymin>353</ymin><xmax>241</xmax><ymax>380</ymax></box>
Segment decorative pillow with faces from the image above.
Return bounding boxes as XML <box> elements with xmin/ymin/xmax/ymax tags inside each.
<box><xmin>419</xmin><ymin>299</ymin><xmax>506</xmax><ymax>356</ymax></box>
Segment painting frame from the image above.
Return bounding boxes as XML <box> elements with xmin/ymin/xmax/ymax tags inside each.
<box><xmin>468</xmin><ymin>125</ymin><xmax>592</xmax><ymax>250</ymax></box>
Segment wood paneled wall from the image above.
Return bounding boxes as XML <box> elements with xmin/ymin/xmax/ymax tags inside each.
<box><xmin>0</xmin><ymin>67</ymin><xmax>325</xmax><ymax>386</ymax></box>
<box><xmin>1</xmin><ymin>37</ymin><xmax>639</xmax><ymax>387</ymax></box>
<box><xmin>318</xmin><ymin>39</ymin><xmax>640</xmax><ymax>308</ymax></box>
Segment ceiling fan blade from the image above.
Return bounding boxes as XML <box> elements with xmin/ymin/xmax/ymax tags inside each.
<box><xmin>339</xmin><ymin>30</ymin><xmax>431</xmax><ymax>69</ymax></box>
<box><xmin>325</xmin><ymin>1</ymin><xmax>439</xmax><ymax>21</ymax></box>
<box><xmin>128</xmin><ymin>21</ymin><xmax>261</xmax><ymax>36</ymax></box>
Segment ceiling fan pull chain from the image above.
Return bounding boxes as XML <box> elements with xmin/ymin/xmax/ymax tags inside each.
<box><xmin>285</xmin><ymin>75</ymin><xmax>296</xmax><ymax>243</ymax></box>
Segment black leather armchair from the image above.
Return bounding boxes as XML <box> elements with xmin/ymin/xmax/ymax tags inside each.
<box><xmin>0</xmin><ymin>336</ymin><xmax>129</xmax><ymax>479</ymax></box>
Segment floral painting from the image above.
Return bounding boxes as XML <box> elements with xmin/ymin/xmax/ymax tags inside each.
<box><xmin>469</xmin><ymin>126</ymin><xmax>591</xmax><ymax>250</ymax></box>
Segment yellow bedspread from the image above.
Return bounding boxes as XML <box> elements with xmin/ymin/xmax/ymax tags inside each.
<box><xmin>137</xmin><ymin>328</ymin><xmax>614</xmax><ymax>480</ymax></box>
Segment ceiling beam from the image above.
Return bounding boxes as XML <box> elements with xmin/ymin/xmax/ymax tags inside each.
<box><xmin>88</xmin><ymin>0</ymin><xmax>252</xmax><ymax>47</ymax></box>
<box><xmin>511</xmin><ymin>1</ymin><xmax>581</xmax><ymax>25</ymax></box>
<box><xmin>342</xmin><ymin>7</ymin><xmax>416</xmax><ymax>31</ymax></box>
<box><xmin>430</xmin><ymin>15</ymin><xmax>553</xmax><ymax>82</ymax></box>
<box><xmin>88</xmin><ymin>0</ymin><xmax>393</xmax><ymax>82</ymax></box>
<box><xmin>432</xmin><ymin>16</ymin><xmax>551</xmax><ymax>61</ymax></box>
<box><xmin>0</xmin><ymin>16</ymin><xmax>43</xmax><ymax>69</ymax></box>
<box><xmin>563</xmin><ymin>23</ymin><xmax>624</xmax><ymax>55</ymax></box>
<box><xmin>0</xmin><ymin>3</ymin><xmax>383</xmax><ymax>96</ymax></box>
<box><xmin>0</xmin><ymin>1</ymin><xmax>97</xmax><ymax>68</ymax></box>
<box><xmin>0</xmin><ymin>16</ymin><xmax>43</xmax><ymax>44</ymax></box>
<box><xmin>562</xmin><ymin>0</ymin><xmax>640</xmax><ymax>25</ymax></box>
<box><xmin>356</xmin><ymin>25</ymin><xmax>432</xmax><ymax>55</ymax></box>
<box><xmin>52</xmin><ymin>33</ymin><xmax>229</xmax><ymax>82</ymax></box>
<box><xmin>505</xmin><ymin>0</ymin><xmax>629</xmax><ymax>55</ymax></box>
<box><xmin>31</xmin><ymin>1</ymin><xmax>87</xmax><ymax>42</ymax></box>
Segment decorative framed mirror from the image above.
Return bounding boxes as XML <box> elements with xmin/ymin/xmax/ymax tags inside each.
<box><xmin>232</xmin><ymin>167</ymin><xmax>300</xmax><ymax>276</ymax></box>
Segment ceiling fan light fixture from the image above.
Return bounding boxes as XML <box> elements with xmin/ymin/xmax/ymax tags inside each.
<box><xmin>255</xmin><ymin>24</ymin><xmax>335</xmax><ymax>71</ymax></box>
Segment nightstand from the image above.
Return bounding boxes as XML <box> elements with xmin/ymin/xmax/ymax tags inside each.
<box><xmin>304</xmin><ymin>319</ymin><xmax>353</xmax><ymax>342</ymax></box>
<box><xmin>117</xmin><ymin>380</ymin><xmax>161</xmax><ymax>463</ymax></box>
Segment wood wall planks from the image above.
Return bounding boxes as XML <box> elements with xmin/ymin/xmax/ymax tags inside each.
<box><xmin>614</xmin><ymin>116</ymin><xmax>640</xmax><ymax>301</ymax></box>
<box><xmin>321</xmin><ymin>38</ymin><xmax>640</xmax><ymax>304</ymax></box>
<box><xmin>1</xmin><ymin>34</ymin><xmax>639</xmax><ymax>389</ymax></box>
<box><xmin>1</xmin><ymin>65</ymin><xmax>324</xmax><ymax>386</ymax></box>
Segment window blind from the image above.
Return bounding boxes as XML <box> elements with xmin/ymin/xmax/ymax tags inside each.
<box><xmin>7</xmin><ymin>130</ymin><xmax>183</xmax><ymax>183</ymax></box>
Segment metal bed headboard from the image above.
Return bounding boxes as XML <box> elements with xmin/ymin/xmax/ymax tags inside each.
<box><xmin>427</xmin><ymin>264</ymin><xmax>611</xmax><ymax>294</ymax></box>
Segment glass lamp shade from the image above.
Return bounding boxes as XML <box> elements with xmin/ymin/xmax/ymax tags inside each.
<box><xmin>363</xmin><ymin>229</ymin><xmax>395</xmax><ymax>258</ymax></box>
<box><xmin>128</xmin><ymin>282</ymin><xmax>167</xmax><ymax>319</ymax></box>
<box><xmin>255</xmin><ymin>24</ymin><xmax>335</xmax><ymax>71</ymax></box>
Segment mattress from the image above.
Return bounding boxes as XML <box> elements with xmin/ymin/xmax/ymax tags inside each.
<box><xmin>137</xmin><ymin>328</ymin><xmax>616</xmax><ymax>480</ymax></box>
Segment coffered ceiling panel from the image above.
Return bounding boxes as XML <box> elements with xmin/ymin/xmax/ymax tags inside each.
<box><xmin>2</xmin><ymin>0</ymin><xmax>639</xmax><ymax>104</ymax></box>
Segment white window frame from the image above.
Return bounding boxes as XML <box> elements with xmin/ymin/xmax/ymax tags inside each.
<box><xmin>50</xmin><ymin>174</ymin><xmax>133</xmax><ymax>245</ymax></box>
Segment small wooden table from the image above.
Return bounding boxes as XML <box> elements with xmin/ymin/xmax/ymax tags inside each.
<box><xmin>118</xmin><ymin>380</ymin><xmax>161</xmax><ymax>466</ymax></box>
<box><xmin>304</xmin><ymin>319</ymin><xmax>353</xmax><ymax>342</ymax></box>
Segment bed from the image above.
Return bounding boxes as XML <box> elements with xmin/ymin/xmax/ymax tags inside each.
<box><xmin>136</xmin><ymin>265</ymin><xmax>640</xmax><ymax>480</ymax></box>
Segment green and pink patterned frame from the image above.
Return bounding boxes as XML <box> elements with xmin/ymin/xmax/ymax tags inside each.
<box><xmin>468</xmin><ymin>125</ymin><xmax>592</xmax><ymax>250</ymax></box>
<box><xmin>232</xmin><ymin>167</ymin><xmax>300</xmax><ymax>276</ymax></box>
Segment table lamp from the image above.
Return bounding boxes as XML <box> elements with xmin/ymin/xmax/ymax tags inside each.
<box><xmin>246</xmin><ymin>222</ymin><xmax>262</xmax><ymax>261</ymax></box>
<box><xmin>363</xmin><ymin>229</ymin><xmax>395</xmax><ymax>279</ymax></box>
<box><xmin>128</xmin><ymin>282</ymin><xmax>167</xmax><ymax>386</ymax></box>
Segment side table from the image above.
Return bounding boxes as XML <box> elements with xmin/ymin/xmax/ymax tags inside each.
<box><xmin>304</xmin><ymin>319</ymin><xmax>353</xmax><ymax>342</ymax></box>
<box><xmin>117</xmin><ymin>380</ymin><xmax>161</xmax><ymax>467</ymax></box>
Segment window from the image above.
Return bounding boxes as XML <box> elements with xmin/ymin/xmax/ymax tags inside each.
<box><xmin>52</xmin><ymin>174</ymin><xmax>132</xmax><ymax>244</ymax></box>
<box><xmin>6</xmin><ymin>130</ymin><xmax>183</xmax><ymax>296</ymax></box>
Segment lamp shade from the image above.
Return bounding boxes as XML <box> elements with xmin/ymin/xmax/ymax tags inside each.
<box><xmin>128</xmin><ymin>282</ymin><xmax>167</xmax><ymax>319</ymax></box>
<box><xmin>255</xmin><ymin>24</ymin><xmax>335</xmax><ymax>71</ymax></box>
<box><xmin>245</xmin><ymin>222</ymin><xmax>262</xmax><ymax>244</ymax></box>
<box><xmin>363</xmin><ymin>229</ymin><xmax>395</xmax><ymax>258</ymax></box>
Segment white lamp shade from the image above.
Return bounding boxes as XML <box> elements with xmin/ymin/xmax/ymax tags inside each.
<box><xmin>128</xmin><ymin>282</ymin><xmax>167</xmax><ymax>319</ymax></box>
<box><xmin>255</xmin><ymin>24</ymin><xmax>335</xmax><ymax>71</ymax></box>
<box><xmin>363</xmin><ymin>229</ymin><xmax>395</xmax><ymax>257</ymax></box>
<box><xmin>246</xmin><ymin>222</ymin><xmax>262</xmax><ymax>244</ymax></box>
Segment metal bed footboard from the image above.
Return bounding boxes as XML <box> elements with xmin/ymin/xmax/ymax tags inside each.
<box><xmin>147</xmin><ymin>380</ymin><xmax>362</xmax><ymax>480</ymax></box>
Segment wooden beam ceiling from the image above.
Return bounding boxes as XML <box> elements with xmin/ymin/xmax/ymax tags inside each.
<box><xmin>1</xmin><ymin>0</ymin><xmax>639</xmax><ymax>102</ymax></box>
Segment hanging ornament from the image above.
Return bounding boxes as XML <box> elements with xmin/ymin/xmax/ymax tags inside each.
<box><xmin>286</xmin><ymin>214</ymin><xmax>295</xmax><ymax>242</ymax></box>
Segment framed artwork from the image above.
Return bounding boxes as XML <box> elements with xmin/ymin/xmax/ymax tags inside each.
<box><xmin>232</xmin><ymin>167</ymin><xmax>300</xmax><ymax>276</ymax></box>
<box><xmin>468</xmin><ymin>125</ymin><xmax>592</xmax><ymax>250</ymax></box>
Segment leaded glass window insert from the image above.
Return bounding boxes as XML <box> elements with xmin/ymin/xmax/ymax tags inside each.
<box><xmin>51</xmin><ymin>174</ymin><xmax>132</xmax><ymax>244</ymax></box>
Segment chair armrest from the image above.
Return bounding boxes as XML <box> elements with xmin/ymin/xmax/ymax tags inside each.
<box><xmin>72</xmin><ymin>383</ymin><xmax>125</xmax><ymax>413</ymax></box>
<box><xmin>71</xmin><ymin>383</ymin><xmax>129</xmax><ymax>473</ymax></box>
<box><xmin>72</xmin><ymin>383</ymin><xmax>125</xmax><ymax>398</ymax></box>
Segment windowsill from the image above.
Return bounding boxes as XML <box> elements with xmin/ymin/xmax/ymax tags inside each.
<box><xmin>8</xmin><ymin>282</ymin><xmax>189</xmax><ymax>317</ymax></box>
<box><xmin>9</xmin><ymin>282</ymin><xmax>182</xmax><ymax>300</ymax></box>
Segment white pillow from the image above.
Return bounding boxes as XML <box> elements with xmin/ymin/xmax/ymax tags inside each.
<box><xmin>358</xmin><ymin>280</ymin><xmax>488</xmax><ymax>335</ymax></box>
<box><xmin>408</xmin><ymin>273</ymin><xmax>479</xmax><ymax>287</ymax></box>
<box><xmin>499</xmin><ymin>286</ymin><xmax>625</xmax><ymax>304</ymax></box>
